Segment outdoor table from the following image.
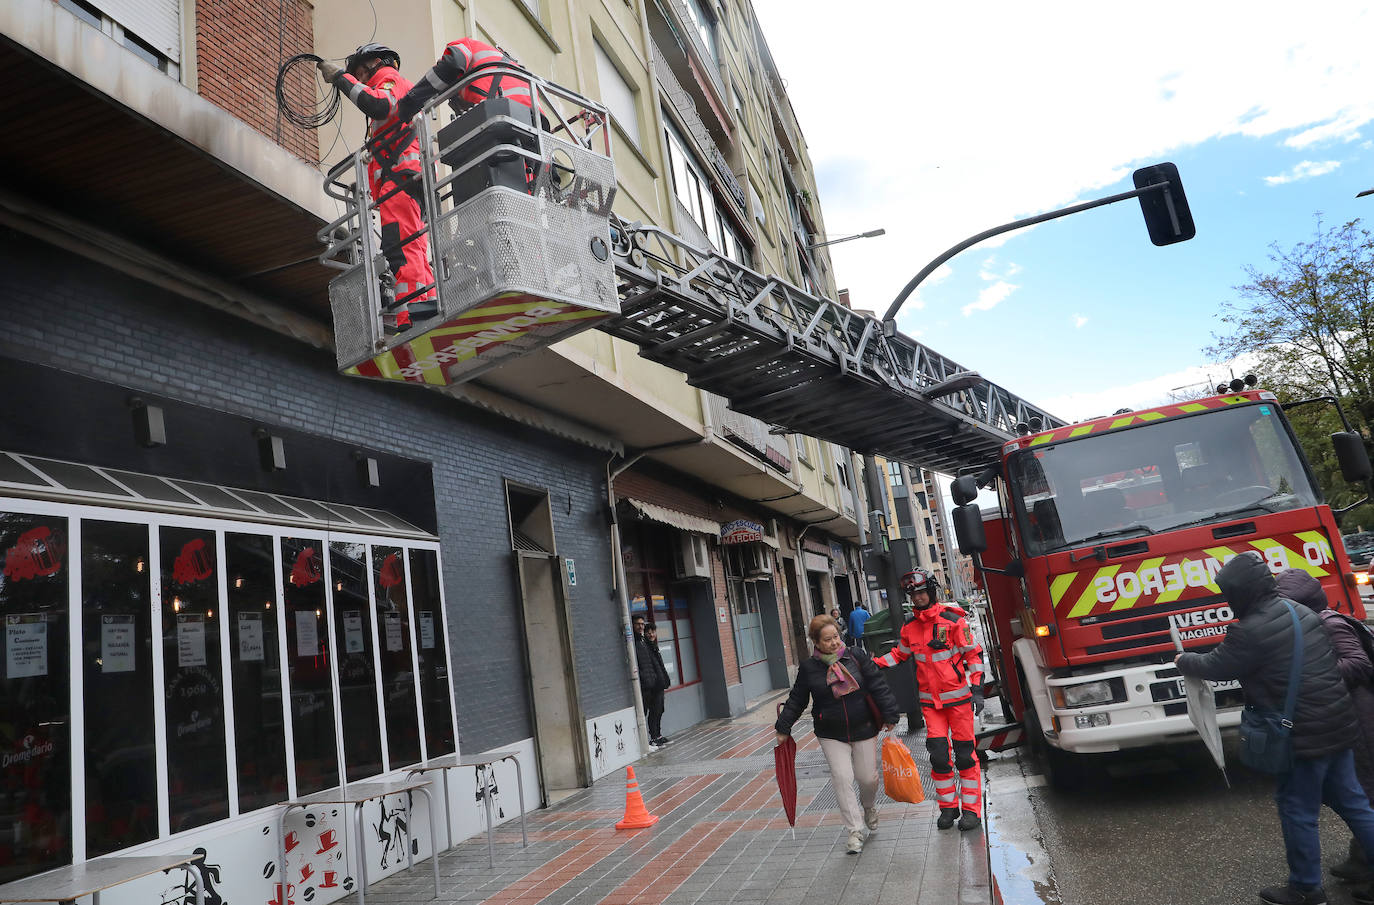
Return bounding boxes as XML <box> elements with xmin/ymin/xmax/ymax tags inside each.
<box><xmin>408</xmin><ymin>750</ymin><xmax>527</xmax><ymax>867</ymax></box>
<box><xmin>0</xmin><ymin>853</ymin><xmax>205</xmax><ymax>905</ymax></box>
<box><xmin>277</xmin><ymin>779</ymin><xmax>440</xmax><ymax>905</ymax></box>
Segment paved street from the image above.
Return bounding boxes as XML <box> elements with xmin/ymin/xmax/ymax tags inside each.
<box><xmin>349</xmin><ymin>694</ymin><xmax>990</xmax><ymax>905</ymax></box>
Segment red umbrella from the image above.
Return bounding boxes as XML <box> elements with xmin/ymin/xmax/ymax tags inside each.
<box><xmin>774</xmin><ymin>734</ymin><xmax>797</xmax><ymax>833</ymax></box>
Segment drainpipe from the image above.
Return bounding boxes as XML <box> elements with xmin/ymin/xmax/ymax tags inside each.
<box><xmin>608</xmin><ymin>452</ymin><xmax>652</xmax><ymax>755</ymax></box>
<box><xmin>850</xmin><ymin>450</ymin><xmax>884</xmax><ymax>611</ymax></box>
<box><xmin>605</xmin><ymin>438</ymin><xmax>711</xmax><ymax>756</ymax></box>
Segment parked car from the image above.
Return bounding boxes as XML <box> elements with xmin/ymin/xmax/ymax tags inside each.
<box><xmin>1344</xmin><ymin>533</ymin><xmax>1374</xmax><ymax>601</ymax></box>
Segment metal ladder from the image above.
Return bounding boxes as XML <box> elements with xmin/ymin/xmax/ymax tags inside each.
<box><xmin>604</xmin><ymin>220</ymin><xmax>1064</xmax><ymax>473</ymax></box>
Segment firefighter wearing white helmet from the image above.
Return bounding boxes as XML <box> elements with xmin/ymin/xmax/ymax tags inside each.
<box><xmin>874</xmin><ymin>568</ymin><xmax>986</xmax><ymax>832</ymax></box>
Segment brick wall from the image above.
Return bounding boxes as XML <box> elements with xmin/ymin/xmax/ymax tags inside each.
<box><xmin>0</xmin><ymin>228</ymin><xmax>629</xmax><ymax>752</ymax></box>
<box><xmin>196</xmin><ymin>0</ymin><xmax>320</xmax><ymax>163</ymax></box>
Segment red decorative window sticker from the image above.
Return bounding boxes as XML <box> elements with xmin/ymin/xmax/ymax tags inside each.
<box><xmin>3</xmin><ymin>526</ymin><xmax>65</xmax><ymax>580</ymax></box>
<box><xmin>378</xmin><ymin>553</ymin><xmax>404</xmax><ymax>589</ymax></box>
<box><xmin>171</xmin><ymin>537</ymin><xmax>214</xmax><ymax>584</ymax></box>
<box><xmin>289</xmin><ymin>547</ymin><xmax>322</xmax><ymax>587</ymax></box>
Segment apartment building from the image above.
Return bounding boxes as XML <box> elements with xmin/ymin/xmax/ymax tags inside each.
<box><xmin>0</xmin><ymin>0</ymin><xmax>863</xmax><ymax>897</ymax></box>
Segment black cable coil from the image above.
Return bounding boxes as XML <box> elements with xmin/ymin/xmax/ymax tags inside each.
<box><xmin>275</xmin><ymin>53</ymin><xmax>341</xmax><ymax>129</ymax></box>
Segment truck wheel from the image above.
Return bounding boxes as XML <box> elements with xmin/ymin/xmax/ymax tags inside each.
<box><xmin>1024</xmin><ymin>699</ymin><xmax>1082</xmax><ymax>791</ymax></box>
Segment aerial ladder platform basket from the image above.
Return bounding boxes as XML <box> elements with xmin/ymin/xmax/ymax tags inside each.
<box><xmin>319</xmin><ymin>66</ymin><xmax>620</xmax><ymax>386</ymax></box>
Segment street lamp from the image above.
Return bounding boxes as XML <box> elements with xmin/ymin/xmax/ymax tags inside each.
<box><xmin>807</xmin><ymin>228</ymin><xmax>885</xmax><ymax>250</ymax></box>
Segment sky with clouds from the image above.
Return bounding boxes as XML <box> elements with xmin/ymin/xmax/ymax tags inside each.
<box><xmin>751</xmin><ymin>0</ymin><xmax>1374</xmax><ymax>423</ymax></box>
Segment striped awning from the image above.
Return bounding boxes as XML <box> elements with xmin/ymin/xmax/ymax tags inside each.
<box><xmin>623</xmin><ymin>498</ymin><xmax>721</xmax><ymax>537</ymax></box>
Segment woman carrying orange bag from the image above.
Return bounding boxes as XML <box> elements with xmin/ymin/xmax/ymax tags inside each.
<box><xmin>775</xmin><ymin>614</ymin><xmax>900</xmax><ymax>854</ymax></box>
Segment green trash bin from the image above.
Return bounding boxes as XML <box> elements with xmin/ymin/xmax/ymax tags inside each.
<box><xmin>858</xmin><ymin>603</ymin><xmax>922</xmax><ymax>731</ymax></box>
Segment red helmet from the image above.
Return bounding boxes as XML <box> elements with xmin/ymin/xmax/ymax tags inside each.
<box><xmin>901</xmin><ymin>568</ymin><xmax>938</xmax><ymax>598</ymax></box>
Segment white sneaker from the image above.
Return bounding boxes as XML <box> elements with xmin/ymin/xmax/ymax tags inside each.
<box><xmin>846</xmin><ymin>830</ymin><xmax>864</xmax><ymax>854</ymax></box>
<box><xmin>864</xmin><ymin>807</ymin><xmax>879</xmax><ymax>835</ymax></box>
<box><xmin>647</xmin><ymin>742</ymin><xmax>660</xmax><ymax>751</ymax></box>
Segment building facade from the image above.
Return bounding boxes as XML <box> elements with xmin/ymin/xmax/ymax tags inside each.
<box><xmin>0</xmin><ymin>0</ymin><xmax>864</xmax><ymax>897</ymax></box>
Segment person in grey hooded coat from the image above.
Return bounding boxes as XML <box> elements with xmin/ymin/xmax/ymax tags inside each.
<box><xmin>1176</xmin><ymin>551</ymin><xmax>1374</xmax><ymax>905</ymax></box>
<box><xmin>1278</xmin><ymin>567</ymin><xmax>1374</xmax><ymax>886</ymax></box>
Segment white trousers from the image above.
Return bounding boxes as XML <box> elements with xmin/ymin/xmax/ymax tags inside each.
<box><xmin>818</xmin><ymin>735</ymin><xmax>880</xmax><ymax>833</ymax></box>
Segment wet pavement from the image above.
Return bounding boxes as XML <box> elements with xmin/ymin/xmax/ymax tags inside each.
<box><xmin>992</xmin><ymin>735</ymin><xmax>1374</xmax><ymax>905</ymax></box>
<box><xmin>347</xmin><ymin>693</ymin><xmax>992</xmax><ymax>905</ymax></box>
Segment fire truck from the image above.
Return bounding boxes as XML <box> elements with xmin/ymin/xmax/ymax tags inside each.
<box><xmin>949</xmin><ymin>385</ymin><xmax>1374</xmax><ymax>787</ymax></box>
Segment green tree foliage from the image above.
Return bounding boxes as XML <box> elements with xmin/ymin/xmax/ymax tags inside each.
<box><xmin>1208</xmin><ymin>217</ymin><xmax>1374</xmax><ymax>532</ymax></box>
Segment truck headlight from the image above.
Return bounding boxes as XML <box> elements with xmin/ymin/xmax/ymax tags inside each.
<box><xmin>1059</xmin><ymin>680</ymin><xmax>1115</xmax><ymax>708</ymax></box>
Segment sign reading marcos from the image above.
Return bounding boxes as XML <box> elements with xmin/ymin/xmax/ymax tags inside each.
<box><xmin>720</xmin><ymin>519</ymin><xmax>763</xmax><ymax>545</ymax></box>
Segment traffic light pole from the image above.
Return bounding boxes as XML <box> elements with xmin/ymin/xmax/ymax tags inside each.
<box><xmin>881</xmin><ymin>165</ymin><xmax>1194</xmax><ymax>327</ymax></box>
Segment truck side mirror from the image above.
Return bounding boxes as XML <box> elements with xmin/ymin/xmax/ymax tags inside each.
<box><xmin>951</xmin><ymin>475</ymin><xmax>979</xmax><ymax>506</ymax></box>
<box><xmin>1333</xmin><ymin>432</ymin><xmax>1373</xmax><ymax>484</ymax></box>
<box><xmin>952</xmin><ymin>503</ymin><xmax>987</xmax><ymax>555</ymax></box>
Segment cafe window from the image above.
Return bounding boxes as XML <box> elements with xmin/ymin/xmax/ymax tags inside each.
<box><xmin>409</xmin><ymin>549</ymin><xmax>455</xmax><ymax>757</ymax></box>
<box><xmin>330</xmin><ymin>541</ymin><xmax>384</xmax><ymax>781</ymax></box>
<box><xmin>0</xmin><ymin>512</ymin><xmax>71</xmax><ymax>883</ymax></box>
<box><xmin>0</xmin><ymin>487</ymin><xmax>452</xmax><ymax>884</ymax></box>
<box><xmin>226</xmin><ymin>532</ymin><xmax>288</xmax><ymax>813</ymax></box>
<box><xmin>82</xmin><ymin>520</ymin><xmax>157</xmax><ymax>856</ymax></box>
<box><xmin>160</xmin><ymin>526</ymin><xmax>228</xmax><ymax>832</ymax></box>
<box><xmin>281</xmin><ymin>536</ymin><xmax>339</xmax><ymax>795</ymax></box>
<box><xmin>373</xmin><ymin>545</ymin><xmax>421</xmax><ymax>768</ymax></box>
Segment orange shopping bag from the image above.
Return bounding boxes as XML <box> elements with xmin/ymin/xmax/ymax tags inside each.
<box><xmin>881</xmin><ymin>735</ymin><xmax>924</xmax><ymax>804</ymax></box>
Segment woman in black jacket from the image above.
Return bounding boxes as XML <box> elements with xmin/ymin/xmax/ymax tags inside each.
<box><xmin>775</xmin><ymin>614</ymin><xmax>899</xmax><ymax>854</ymax></box>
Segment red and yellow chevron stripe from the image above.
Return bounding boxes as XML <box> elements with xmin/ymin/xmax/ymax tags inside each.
<box><xmin>346</xmin><ymin>293</ymin><xmax>610</xmax><ymax>386</ymax></box>
<box><xmin>1046</xmin><ymin>531</ymin><xmax>1336</xmax><ymax>620</ymax></box>
<box><xmin>1023</xmin><ymin>393</ymin><xmax>1258</xmax><ymax>448</ymax></box>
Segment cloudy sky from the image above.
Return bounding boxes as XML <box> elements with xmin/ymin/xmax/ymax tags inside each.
<box><xmin>751</xmin><ymin>0</ymin><xmax>1374</xmax><ymax>423</ymax></box>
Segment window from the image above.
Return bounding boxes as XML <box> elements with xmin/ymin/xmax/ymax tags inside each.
<box><xmin>281</xmin><ymin>536</ymin><xmax>339</xmax><ymax>795</ymax></box>
<box><xmin>57</xmin><ymin>0</ymin><xmax>178</xmax><ymax>76</ymax></box>
<box><xmin>594</xmin><ymin>42</ymin><xmax>641</xmax><ymax>146</ymax></box>
<box><xmin>0</xmin><ymin>490</ymin><xmax>451</xmax><ymax>883</ymax></box>
<box><xmin>161</xmin><ymin>527</ymin><xmax>228</xmax><ymax>832</ymax></box>
<box><xmin>837</xmin><ymin>460</ymin><xmax>850</xmax><ymax>489</ymax></box>
<box><xmin>724</xmin><ymin>546</ymin><xmax>768</xmax><ymax>666</ymax></box>
<box><xmin>0</xmin><ymin>513</ymin><xmax>71</xmax><ymax>882</ymax></box>
<box><xmin>226</xmin><ymin>532</ymin><xmax>288</xmax><ymax>814</ymax></box>
<box><xmin>929</xmin><ymin>544</ymin><xmax>939</xmax><ymax>562</ymax></box>
<box><xmin>682</xmin><ymin>0</ymin><xmax>718</xmax><ymax>66</ymax></box>
<box><xmin>924</xmin><ymin>517</ymin><xmax>933</xmax><ymax>535</ymax></box>
<box><xmin>330</xmin><ymin>542</ymin><xmax>384</xmax><ymax>781</ymax></box>
<box><xmin>916</xmin><ymin>490</ymin><xmax>928</xmax><ymax>510</ymax></box>
<box><xmin>664</xmin><ymin>121</ymin><xmax>747</xmax><ymax>263</ymax></box>
<box><xmin>749</xmin><ymin>181</ymin><xmax>766</xmax><ymax>228</ymax></box>
<box><xmin>373</xmin><ymin>545</ymin><xmax>421</xmax><ymax>768</ymax></box>
<box><xmin>83</xmin><ymin>520</ymin><xmax>157</xmax><ymax>856</ymax></box>
<box><xmin>409</xmin><ymin>550</ymin><xmax>456</xmax><ymax>756</ymax></box>
<box><xmin>795</xmin><ymin>435</ymin><xmax>812</xmax><ymax>466</ymax></box>
<box><xmin>888</xmin><ymin>461</ymin><xmax>904</xmax><ymax>486</ymax></box>
<box><xmin>1007</xmin><ymin>403</ymin><xmax>1320</xmax><ymax>558</ymax></box>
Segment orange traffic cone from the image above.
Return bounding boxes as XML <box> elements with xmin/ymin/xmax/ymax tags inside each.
<box><xmin>615</xmin><ymin>766</ymin><xmax>659</xmax><ymax>829</ymax></box>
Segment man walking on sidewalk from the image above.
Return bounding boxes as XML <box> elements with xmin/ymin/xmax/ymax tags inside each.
<box><xmin>875</xmin><ymin>569</ymin><xmax>985</xmax><ymax>832</ymax></box>
<box><xmin>848</xmin><ymin>602</ymin><xmax>870</xmax><ymax>651</ymax></box>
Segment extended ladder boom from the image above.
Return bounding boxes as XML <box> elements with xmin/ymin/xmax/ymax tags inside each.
<box><xmin>606</xmin><ymin>221</ymin><xmax>1064</xmax><ymax>474</ymax></box>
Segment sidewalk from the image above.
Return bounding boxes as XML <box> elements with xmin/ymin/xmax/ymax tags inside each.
<box><xmin>358</xmin><ymin>694</ymin><xmax>991</xmax><ymax>905</ymax></box>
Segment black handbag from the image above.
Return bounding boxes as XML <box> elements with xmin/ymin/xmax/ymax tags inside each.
<box><xmin>1238</xmin><ymin>601</ymin><xmax>1303</xmax><ymax>774</ymax></box>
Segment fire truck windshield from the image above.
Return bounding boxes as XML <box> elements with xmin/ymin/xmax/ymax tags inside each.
<box><xmin>1007</xmin><ymin>402</ymin><xmax>1321</xmax><ymax>557</ymax></box>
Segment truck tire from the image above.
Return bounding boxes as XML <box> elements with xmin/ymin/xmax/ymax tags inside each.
<box><xmin>1023</xmin><ymin>698</ymin><xmax>1082</xmax><ymax>791</ymax></box>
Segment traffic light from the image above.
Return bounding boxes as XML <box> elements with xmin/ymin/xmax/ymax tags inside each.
<box><xmin>1133</xmin><ymin>162</ymin><xmax>1195</xmax><ymax>246</ymax></box>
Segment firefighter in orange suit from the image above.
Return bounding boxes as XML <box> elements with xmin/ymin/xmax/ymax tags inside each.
<box><xmin>874</xmin><ymin>568</ymin><xmax>985</xmax><ymax>832</ymax></box>
<box><xmin>319</xmin><ymin>45</ymin><xmax>437</xmax><ymax>331</ymax></box>
<box><xmin>395</xmin><ymin>38</ymin><xmax>533</xmax><ymax>123</ymax></box>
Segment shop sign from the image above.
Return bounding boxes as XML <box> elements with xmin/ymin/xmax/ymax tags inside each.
<box><xmin>721</xmin><ymin>519</ymin><xmax>764</xmax><ymax>544</ymax></box>
<box><xmin>5</xmin><ymin>614</ymin><xmax>47</xmax><ymax>678</ymax></box>
<box><xmin>101</xmin><ymin>615</ymin><xmax>136</xmax><ymax>673</ymax></box>
<box><xmin>238</xmin><ymin>612</ymin><xmax>265</xmax><ymax>661</ymax></box>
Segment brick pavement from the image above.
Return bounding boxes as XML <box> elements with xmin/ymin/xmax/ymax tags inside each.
<box><xmin>356</xmin><ymin>694</ymin><xmax>992</xmax><ymax>905</ymax></box>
